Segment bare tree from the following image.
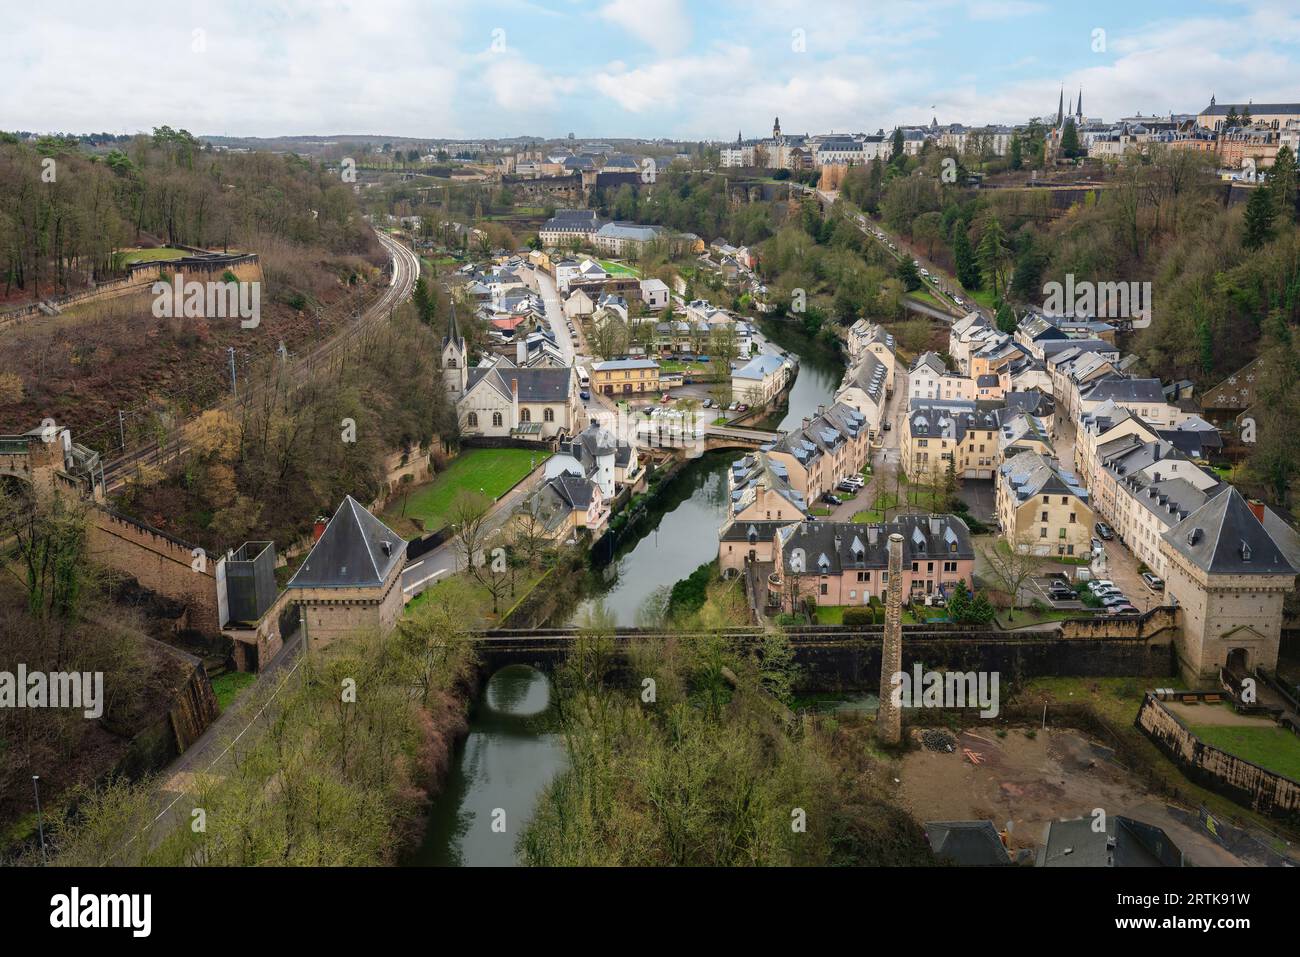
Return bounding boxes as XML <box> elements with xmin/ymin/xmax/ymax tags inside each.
<box><xmin>977</xmin><ymin>534</ymin><xmax>1045</xmax><ymax>621</ymax></box>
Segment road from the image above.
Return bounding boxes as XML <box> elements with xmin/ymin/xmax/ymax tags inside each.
<box><xmin>100</xmin><ymin>229</ymin><xmax>419</xmax><ymax>490</ymax></box>
<box><xmin>400</xmin><ymin>460</ymin><xmax>552</xmax><ymax>600</ymax></box>
<box><xmin>531</xmin><ymin>266</ymin><xmax>579</xmax><ymax>366</ymax></box>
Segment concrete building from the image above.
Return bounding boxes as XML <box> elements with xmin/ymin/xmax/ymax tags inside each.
<box><xmin>592</xmin><ymin>357</ymin><xmax>661</xmax><ymax>395</ymax></box>
<box><xmin>731</xmin><ymin>354</ymin><xmax>790</xmax><ymax>406</ymax></box>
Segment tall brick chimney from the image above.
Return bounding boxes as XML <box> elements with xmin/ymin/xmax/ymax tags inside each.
<box><xmin>877</xmin><ymin>532</ymin><xmax>904</xmax><ymax>746</ymax></box>
<box><xmin>312</xmin><ymin>516</ymin><xmax>329</xmax><ymax>543</ymax></box>
<box><xmin>1248</xmin><ymin>499</ymin><xmax>1266</xmax><ymax>524</ymax></box>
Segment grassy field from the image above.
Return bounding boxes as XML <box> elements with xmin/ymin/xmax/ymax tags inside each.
<box><xmin>905</xmin><ymin>289</ymin><xmax>947</xmax><ymax>310</ymax></box>
<box><xmin>382</xmin><ymin>447</ymin><xmax>548</xmax><ymax>535</ymax></box>
<box><xmin>597</xmin><ymin>259</ymin><xmax>641</xmax><ymax>278</ymax></box>
<box><xmin>1189</xmin><ymin>719</ymin><xmax>1300</xmax><ymax>782</ymax></box>
<box><xmin>851</xmin><ymin>488</ymin><xmax>943</xmax><ymax>523</ymax></box>
<box><xmin>116</xmin><ymin>247</ymin><xmax>189</xmax><ymax>265</ymax></box>
<box><xmin>210</xmin><ymin>671</ymin><xmax>256</xmax><ymax>711</ymax></box>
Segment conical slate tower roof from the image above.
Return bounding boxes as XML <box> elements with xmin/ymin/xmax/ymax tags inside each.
<box><xmin>288</xmin><ymin>495</ymin><xmax>405</xmax><ymax>588</ymax></box>
<box><xmin>1162</xmin><ymin>487</ymin><xmax>1298</xmax><ymax>576</ymax></box>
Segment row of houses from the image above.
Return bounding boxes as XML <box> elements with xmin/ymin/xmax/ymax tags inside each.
<box><xmin>959</xmin><ymin>305</ymin><xmax>1300</xmax><ymax>684</ymax></box>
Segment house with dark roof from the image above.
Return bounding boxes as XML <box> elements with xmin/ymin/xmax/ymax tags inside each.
<box><xmin>1160</xmin><ymin>487</ymin><xmax>1300</xmax><ymax>682</ymax></box>
<box><xmin>925</xmin><ymin>821</ymin><xmax>1013</xmax><ymax>866</ymax></box>
<box><xmin>903</xmin><ymin>400</ymin><xmax>1000</xmax><ymax>481</ymax></box>
<box><xmin>525</xmin><ymin>471</ymin><xmax>609</xmax><ymax>540</ymax></box>
<box><xmin>765</xmin><ymin>402</ymin><xmax>870</xmax><ymax>503</ymax></box>
<box><xmin>772</xmin><ymin>515</ymin><xmax>974</xmax><ymax>609</ymax></box>
<box><xmin>458</xmin><ymin>365</ymin><xmax>579</xmax><ymax>440</ymax></box>
<box><xmin>1038</xmin><ymin>815</ymin><xmax>1184</xmax><ymax>867</ymax></box>
<box><xmin>997</xmin><ymin>451</ymin><xmax>1093</xmax><ymax>557</ymax></box>
<box><xmin>286</xmin><ymin>496</ymin><xmax>407</xmax><ymax>648</ymax></box>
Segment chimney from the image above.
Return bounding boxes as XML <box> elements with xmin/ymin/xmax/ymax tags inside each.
<box><xmin>312</xmin><ymin>516</ymin><xmax>329</xmax><ymax>543</ymax></box>
<box><xmin>1248</xmin><ymin>499</ymin><xmax>1266</xmax><ymax>524</ymax></box>
<box><xmin>929</xmin><ymin>517</ymin><xmax>941</xmax><ymax>536</ymax></box>
<box><xmin>511</xmin><ymin>377</ymin><xmax>519</xmax><ymax>424</ymax></box>
<box><xmin>877</xmin><ymin>533</ymin><xmax>905</xmax><ymax>747</ymax></box>
<box><xmin>517</xmin><ymin>339</ymin><xmax>527</xmax><ymax>364</ymax></box>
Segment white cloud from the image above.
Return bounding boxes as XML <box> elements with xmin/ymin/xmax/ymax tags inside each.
<box><xmin>597</xmin><ymin>0</ymin><xmax>692</xmax><ymax>55</ymax></box>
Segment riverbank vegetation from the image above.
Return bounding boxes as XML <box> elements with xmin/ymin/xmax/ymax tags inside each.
<box><xmin>519</xmin><ymin>608</ymin><xmax>933</xmax><ymax>866</ymax></box>
<box><xmin>37</xmin><ymin>584</ymin><xmax>478</xmax><ymax>866</ymax></box>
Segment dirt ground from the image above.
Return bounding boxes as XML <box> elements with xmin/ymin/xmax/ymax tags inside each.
<box><xmin>895</xmin><ymin>726</ymin><xmax>1248</xmax><ymax>866</ymax></box>
<box><xmin>1166</xmin><ymin>701</ymin><xmax>1275</xmax><ymax>728</ymax></box>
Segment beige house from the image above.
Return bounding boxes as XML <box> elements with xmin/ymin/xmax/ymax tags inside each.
<box><xmin>765</xmin><ymin>403</ymin><xmax>871</xmax><ymax>504</ymax></box>
<box><xmin>286</xmin><ymin>496</ymin><xmax>407</xmax><ymax>650</ymax></box>
<box><xmin>731</xmin><ymin>354</ymin><xmax>790</xmax><ymax>406</ymax></box>
<box><xmin>903</xmin><ymin>401</ymin><xmax>1000</xmax><ymax>482</ymax></box>
<box><xmin>996</xmin><ymin>451</ymin><xmax>1093</xmax><ymax>557</ymax></box>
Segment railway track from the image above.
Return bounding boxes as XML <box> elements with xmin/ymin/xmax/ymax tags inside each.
<box><xmin>99</xmin><ymin>230</ymin><xmax>419</xmax><ymax>490</ymax></box>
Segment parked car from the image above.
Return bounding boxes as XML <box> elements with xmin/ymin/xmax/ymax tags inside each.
<box><xmin>727</xmin><ymin>402</ymin><xmax>739</xmax><ymax>412</ymax></box>
<box><xmin>1141</xmin><ymin>572</ymin><xmax>1165</xmax><ymax>591</ymax></box>
<box><xmin>1111</xmin><ymin>603</ymin><xmax>1139</xmax><ymax>614</ymax></box>
<box><xmin>837</xmin><ymin>481</ymin><xmax>860</xmax><ymax>494</ymax></box>
<box><xmin>642</xmin><ymin>407</ymin><xmax>655</xmax><ymax>416</ymax></box>
<box><xmin>1102</xmin><ymin>594</ymin><xmax>1130</xmax><ymax>607</ymax></box>
<box><xmin>1088</xmin><ymin>579</ymin><xmax>1116</xmax><ymax>593</ymax></box>
<box><xmin>953</xmin><ymin>297</ymin><xmax>965</xmax><ymax>307</ymax></box>
<box><xmin>822</xmin><ymin>492</ymin><xmax>843</xmax><ymax>506</ymax></box>
<box><xmin>660</xmin><ymin>393</ymin><xmax>672</xmax><ymax>404</ymax></box>
<box><xmin>579</xmin><ymin>389</ymin><xmax>590</xmax><ymax>401</ymax></box>
<box><xmin>701</xmin><ymin>398</ymin><xmax>713</xmax><ymax>408</ymax></box>
<box><xmin>696</xmin><ymin>355</ymin><xmax>711</xmax><ymax>363</ymax></box>
<box><xmin>840</xmin><ymin>476</ymin><xmax>865</xmax><ymax>489</ymax></box>
<box><xmin>1090</xmin><ymin>537</ymin><xmax>1104</xmax><ymax>553</ymax></box>
<box><xmin>1095</xmin><ymin>521</ymin><xmax>1115</xmax><ymax>540</ymax></box>
<box><xmin>736</xmin><ymin>403</ymin><xmax>749</xmax><ymax>412</ymax></box>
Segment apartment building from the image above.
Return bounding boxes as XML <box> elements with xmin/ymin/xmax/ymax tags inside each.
<box><xmin>996</xmin><ymin>451</ymin><xmax>1093</xmax><ymax>557</ymax></box>
<box><xmin>903</xmin><ymin>400</ymin><xmax>1000</xmax><ymax>482</ymax></box>
<box><xmin>909</xmin><ymin>352</ymin><xmax>975</xmax><ymax>402</ymax></box>
<box><xmin>765</xmin><ymin>402</ymin><xmax>871</xmax><ymax>503</ymax></box>
<box><xmin>592</xmin><ymin>357</ymin><xmax>661</xmax><ymax>395</ymax></box>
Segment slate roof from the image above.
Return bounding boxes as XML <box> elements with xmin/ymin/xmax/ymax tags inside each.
<box><xmin>466</xmin><ymin>365</ymin><xmax>574</xmax><ymax>403</ymax></box>
<box><xmin>733</xmin><ymin>354</ymin><xmax>786</xmax><ymax>380</ymax></box>
<box><xmin>1038</xmin><ymin>816</ymin><xmax>1184</xmax><ymax>868</ymax></box>
<box><xmin>287</xmin><ymin>496</ymin><xmax>405</xmax><ymax>589</ymax></box>
<box><xmin>1162</xmin><ymin>487</ymin><xmax>1300</xmax><ymax>576</ymax></box>
<box><xmin>925</xmin><ymin>821</ymin><xmax>1011</xmax><ymax>866</ymax></box>
<box><xmin>777</xmin><ymin>514</ymin><xmax>974</xmax><ymax>574</ymax></box>
<box><xmin>1081</xmin><ymin>376</ymin><xmax>1166</xmax><ymax>404</ymax></box>
<box><xmin>908</xmin><ymin>402</ymin><xmax>999</xmax><ymax>442</ymax></box>
<box><xmin>999</xmin><ymin>451</ymin><xmax>1087</xmax><ymax>503</ymax></box>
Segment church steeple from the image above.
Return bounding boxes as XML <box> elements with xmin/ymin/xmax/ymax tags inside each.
<box><xmin>1076</xmin><ymin>87</ymin><xmax>1083</xmax><ymax>119</ymax></box>
<box><xmin>1057</xmin><ymin>87</ymin><xmax>1064</xmax><ymax>127</ymax></box>
<box><xmin>773</xmin><ymin>116</ymin><xmax>781</xmax><ymax>140</ymax></box>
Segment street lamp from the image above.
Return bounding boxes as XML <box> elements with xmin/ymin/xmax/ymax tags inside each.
<box><xmin>33</xmin><ymin>775</ymin><xmax>46</xmax><ymax>864</ymax></box>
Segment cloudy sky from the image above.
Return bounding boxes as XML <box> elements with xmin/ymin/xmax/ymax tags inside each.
<box><xmin>5</xmin><ymin>0</ymin><xmax>1299</xmax><ymax>139</ymax></box>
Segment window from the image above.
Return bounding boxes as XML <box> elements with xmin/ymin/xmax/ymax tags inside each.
<box><xmin>1040</xmin><ymin>527</ymin><xmax>1047</xmax><ymax>538</ymax></box>
<box><xmin>820</xmin><ymin>583</ymin><xmax>828</xmax><ymax>596</ymax></box>
<box><xmin>492</xmin><ymin>412</ymin><xmax>503</xmax><ymax>428</ymax></box>
<box><xmin>467</xmin><ymin>412</ymin><xmax>478</xmax><ymax>427</ymax></box>
<box><xmin>520</xmin><ymin>408</ymin><xmax>531</xmax><ymax>423</ymax></box>
<box><xmin>544</xmin><ymin>408</ymin><xmax>555</xmax><ymax>422</ymax></box>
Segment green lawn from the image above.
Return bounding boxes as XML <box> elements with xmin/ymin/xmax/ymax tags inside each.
<box><xmin>597</xmin><ymin>259</ymin><xmax>641</xmax><ymax>278</ymax></box>
<box><xmin>383</xmin><ymin>447</ymin><xmax>549</xmax><ymax>535</ymax></box>
<box><xmin>905</xmin><ymin>289</ymin><xmax>946</xmax><ymax>309</ymax></box>
<box><xmin>851</xmin><ymin>489</ymin><xmax>942</xmax><ymax>523</ymax></box>
<box><xmin>116</xmin><ymin>247</ymin><xmax>189</xmax><ymax>265</ymax></box>
<box><xmin>815</xmin><ymin>605</ymin><xmax>846</xmax><ymax>625</ymax></box>
<box><xmin>1189</xmin><ymin>720</ymin><xmax>1300</xmax><ymax>782</ymax></box>
<box><xmin>210</xmin><ymin>671</ymin><xmax>256</xmax><ymax>711</ymax></box>
<box><xmin>969</xmin><ymin>288</ymin><xmax>998</xmax><ymax>310</ymax></box>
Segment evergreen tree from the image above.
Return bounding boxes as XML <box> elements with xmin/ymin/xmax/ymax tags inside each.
<box><xmin>1060</xmin><ymin>118</ymin><xmax>1081</xmax><ymax>159</ymax></box>
<box><xmin>1243</xmin><ymin>183</ymin><xmax>1277</xmax><ymax>250</ymax></box>
<box><xmin>977</xmin><ymin>217</ymin><xmax>1007</xmax><ymax>295</ymax></box>
<box><xmin>952</xmin><ymin>225</ymin><xmax>981</xmax><ymax>290</ymax></box>
<box><xmin>890</xmin><ymin>128</ymin><xmax>905</xmax><ymax>168</ymax></box>
<box><xmin>968</xmin><ymin>591</ymin><xmax>995</xmax><ymax>625</ymax></box>
<box><xmin>1270</xmin><ymin>145</ymin><xmax>1297</xmax><ymax>222</ymax></box>
<box><xmin>995</xmin><ymin>301</ymin><xmax>1016</xmax><ymax>334</ymax></box>
<box><xmin>946</xmin><ymin>579</ymin><xmax>971</xmax><ymax>623</ymax></box>
<box><xmin>1009</xmin><ymin>136</ymin><xmax>1023</xmax><ymax>171</ymax></box>
<box><xmin>896</xmin><ymin>257</ymin><xmax>922</xmax><ymax>291</ymax></box>
<box><xmin>412</xmin><ymin>275</ymin><xmax>437</xmax><ymax>326</ymax></box>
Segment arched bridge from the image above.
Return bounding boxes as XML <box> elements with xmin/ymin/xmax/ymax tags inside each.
<box><xmin>472</xmin><ymin>624</ymin><xmax>1175</xmax><ymax>691</ymax></box>
<box><xmin>703</xmin><ymin>424</ymin><xmax>781</xmax><ymax>452</ymax></box>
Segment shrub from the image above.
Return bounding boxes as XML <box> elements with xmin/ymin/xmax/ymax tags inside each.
<box><xmin>842</xmin><ymin>607</ymin><xmax>874</xmax><ymax>628</ymax></box>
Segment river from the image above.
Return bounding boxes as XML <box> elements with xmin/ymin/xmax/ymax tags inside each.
<box><xmin>410</xmin><ymin>665</ymin><xmax>565</xmax><ymax>867</ymax></box>
<box><xmin>418</xmin><ymin>321</ymin><xmax>842</xmax><ymax>865</ymax></box>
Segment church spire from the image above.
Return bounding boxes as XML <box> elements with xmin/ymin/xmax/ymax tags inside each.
<box><xmin>1057</xmin><ymin>87</ymin><xmax>1064</xmax><ymax>127</ymax></box>
<box><xmin>1076</xmin><ymin>87</ymin><xmax>1083</xmax><ymax>119</ymax></box>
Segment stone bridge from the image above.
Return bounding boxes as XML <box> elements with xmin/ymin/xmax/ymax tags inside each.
<box><xmin>702</xmin><ymin>424</ymin><xmax>781</xmax><ymax>452</ymax></box>
<box><xmin>474</xmin><ymin>624</ymin><xmax>1175</xmax><ymax>691</ymax></box>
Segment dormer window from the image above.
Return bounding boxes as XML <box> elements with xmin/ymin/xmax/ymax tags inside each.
<box><xmin>1240</xmin><ymin>541</ymin><xmax>1252</xmax><ymax>562</ymax></box>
